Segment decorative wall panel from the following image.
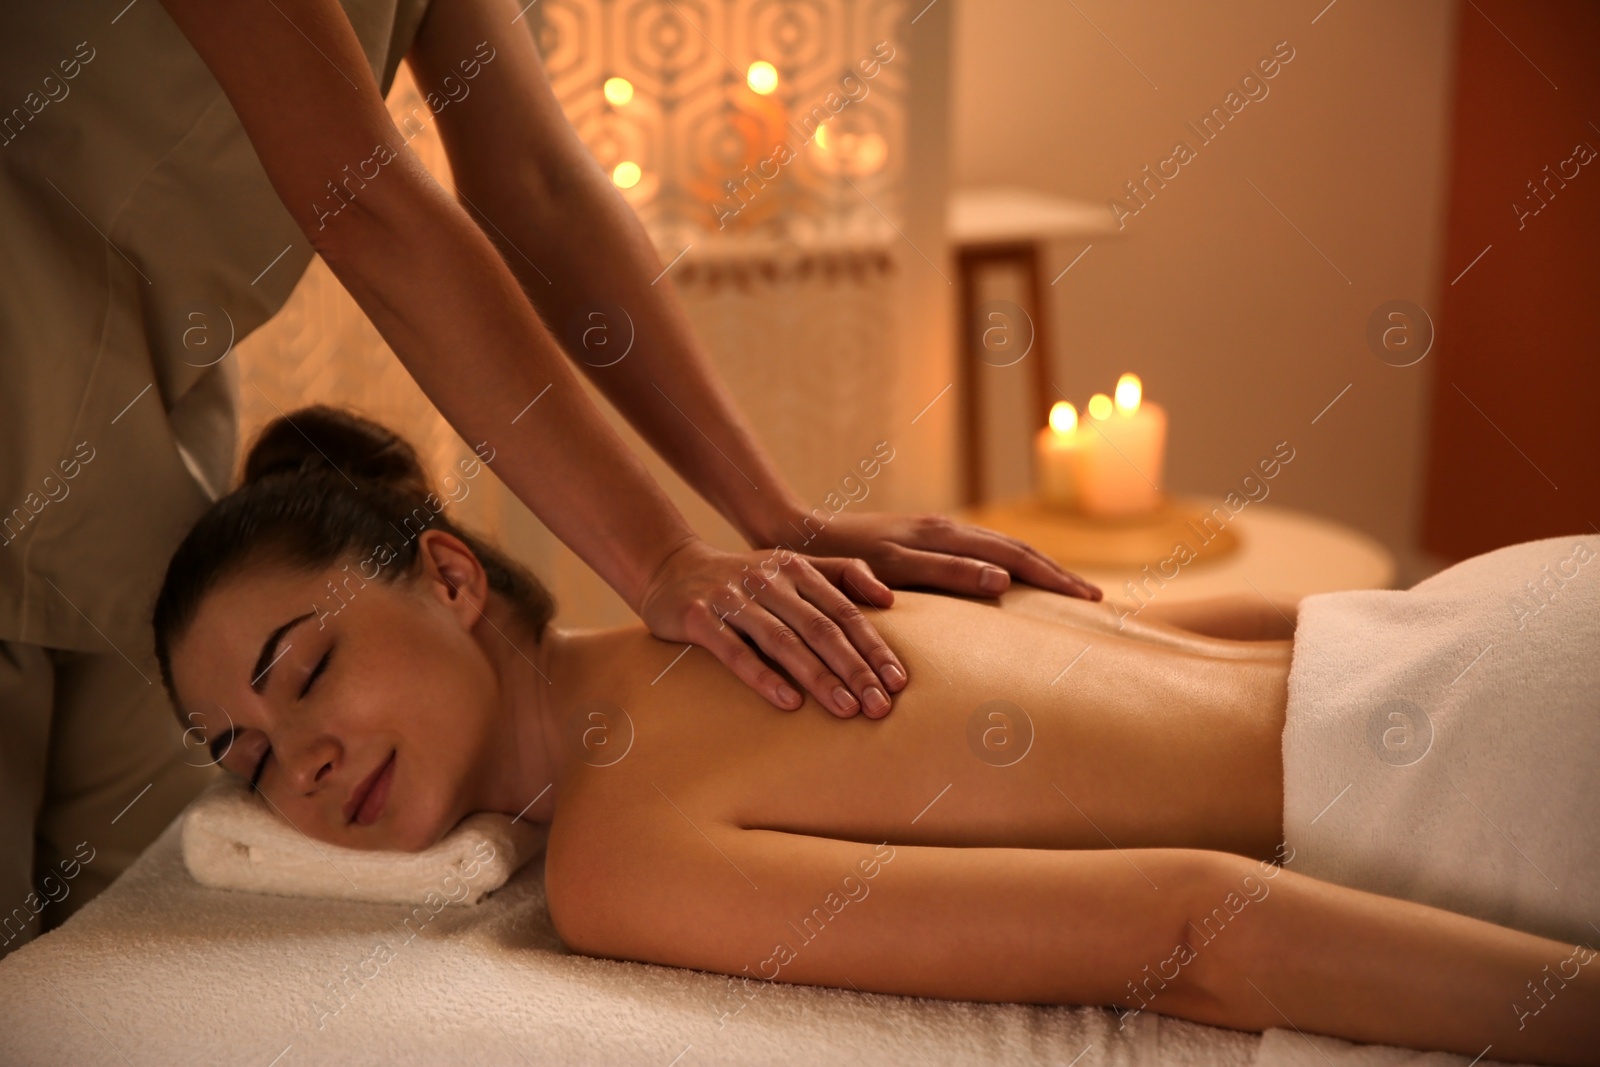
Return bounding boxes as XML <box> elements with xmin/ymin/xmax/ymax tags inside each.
<box><xmin>534</xmin><ymin>0</ymin><xmax>910</xmax><ymax>249</ymax></box>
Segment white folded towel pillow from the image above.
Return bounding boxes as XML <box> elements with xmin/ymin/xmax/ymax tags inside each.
<box><xmin>181</xmin><ymin>775</ymin><xmax>548</xmax><ymax>906</ymax></box>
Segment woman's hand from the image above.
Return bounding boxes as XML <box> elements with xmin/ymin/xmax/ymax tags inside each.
<box><xmin>778</xmin><ymin>511</ymin><xmax>1103</xmax><ymax>601</ymax></box>
<box><xmin>636</xmin><ymin>537</ymin><xmax>907</xmax><ymax>718</ymax></box>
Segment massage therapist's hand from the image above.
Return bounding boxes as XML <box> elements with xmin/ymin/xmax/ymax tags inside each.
<box><xmin>789</xmin><ymin>511</ymin><xmax>1103</xmax><ymax>601</ymax></box>
<box><xmin>637</xmin><ymin>537</ymin><xmax>906</xmax><ymax>718</ymax></box>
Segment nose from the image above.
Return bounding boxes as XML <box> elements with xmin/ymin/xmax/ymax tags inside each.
<box><xmin>281</xmin><ymin>734</ymin><xmax>341</xmax><ymax>795</ymax></box>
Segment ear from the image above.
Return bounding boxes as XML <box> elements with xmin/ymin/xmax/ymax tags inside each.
<box><xmin>415</xmin><ymin>529</ymin><xmax>489</xmax><ymax>629</ymax></box>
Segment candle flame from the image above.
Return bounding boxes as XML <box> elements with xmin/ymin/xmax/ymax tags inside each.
<box><xmin>1048</xmin><ymin>400</ymin><xmax>1078</xmax><ymax>435</ymax></box>
<box><xmin>1087</xmin><ymin>393</ymin><xmax>1113</xmax><ymax>420</ymax></box>
<box><xmin>603</xmin><ymin>77</ymin><xmax>635</xmax><ymax>107</ymax></box>
<box><xmin>1114</xmin><ymin>373</ymin><xmax>1142</xmax><ymax>415</ymax></box>
<box><xmin>611</xmin><ymin>160</ymin><xmax>642</xmax><ymax>189</ymax></box>
<box><xmin>747</xmin><ymin>61</ymin><xmax>779</xmax><ymax>95</ymax></box>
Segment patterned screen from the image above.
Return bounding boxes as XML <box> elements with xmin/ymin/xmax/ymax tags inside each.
<box><xmin>531</xmin><ymin>0</ymin><xmax>910</xmax><ymax>251</ymax></box>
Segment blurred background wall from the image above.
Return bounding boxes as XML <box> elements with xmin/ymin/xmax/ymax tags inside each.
<box><xmin>1420</xmin><ymin>1</ymin><xmax>1600</xmax><ymax>561</ymax></box>
<box><xmin>951</xmin><ymin>0</ymin><xmax>1460</xmax><ymax>584</ymax></box>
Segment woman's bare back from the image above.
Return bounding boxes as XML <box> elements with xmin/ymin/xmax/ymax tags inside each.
<box><xmin>536</xmin><ymin>588</ymin><xmax>1600</xmax><ymax>1063</ymax></box>
<box><xmin>552</xmin><ymin>587</ymin><xmax>1291</xmax><ymax>863</ymax></box>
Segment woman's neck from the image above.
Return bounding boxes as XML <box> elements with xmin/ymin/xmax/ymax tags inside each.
<box><xmin>466</xmin><ymin>596</ymin><xmax>587</xmax><ymax>826</ymax></box>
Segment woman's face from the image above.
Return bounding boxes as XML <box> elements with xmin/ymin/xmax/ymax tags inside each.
<box><xmin>169</xmin><ymin>546</ymin><xmax>504</xmax><ymax>852</ymax></box>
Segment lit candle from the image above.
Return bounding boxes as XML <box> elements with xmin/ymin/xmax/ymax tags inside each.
<box><xmin>810</xmin><ymin>122</ymin><xmax>889</xmax><ymax>176</ymax></box>
<box><xmin>687</xmin><ymin>63</ymin><xmax>789</xmax><ymax>224</ymax></box>
<box><xmin>1075</xmin><ymin>373</ymin><xmax>1167</xmax><ymax>517</ymax></box>
<box><xmin>747</xmin><ymin>61</ymin><xmax>779</xmax><ymax>95</ymax></box>
<box><xmin>1034</xmin><ymin>400</ymin><xmax>1082</xmax><ymax>509</ymax></box>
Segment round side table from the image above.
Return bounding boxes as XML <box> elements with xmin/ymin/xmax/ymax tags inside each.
<box><xmin>956</xmin><ymin>495</ymin><xmax>1397</xmax><ymax>603</ymax></box>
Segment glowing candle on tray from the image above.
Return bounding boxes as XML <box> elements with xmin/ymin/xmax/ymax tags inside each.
<box><xmin>611</xmin><ymin>160</ymin><xmax>642</xmax><ymax>189</ymax></box>
<box><xmin>1034</xmin><ymin>400</ymin><xmax>1082</xmax><ymax>509</ymax></box>
<box><xmin>1076</xmin><ymin>373</ymin><xmax>1167</xmax><ymax>517</ymax></box>
<box><xmin>746</xmin><ymin>61</ymin><xmax>779</xmax><ymax>95</ymax></box>
<box><xmin>603</xmin><ymin>76</ymin><xmax>635</xmax><ymax>107</ymax></box>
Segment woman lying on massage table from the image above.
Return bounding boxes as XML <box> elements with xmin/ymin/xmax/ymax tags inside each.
<box><xmin>153</xmin><ymin>407</ymin><xmax>1598</xmax><ymax>1067</ymax></box>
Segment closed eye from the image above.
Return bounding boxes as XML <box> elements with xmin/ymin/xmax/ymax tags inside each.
<box><xmin>252</xmin><ymin>647</ymin><xmax>332</xmax><ymax>794</ymax></box>
<box><xmin>300</xmin><ymin>647</ymin><xmax>332</xmax><ymax>698</ymax></box>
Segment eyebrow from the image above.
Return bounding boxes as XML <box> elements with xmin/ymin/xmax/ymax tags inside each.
<box><xmin>250</xmin><ymin>612</ymin><xmax>316</xmax><ymax>693</ymax></box>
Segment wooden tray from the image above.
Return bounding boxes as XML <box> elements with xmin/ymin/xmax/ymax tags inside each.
<box><xmin>956</xmin><ymin>495</ymin><xmax>1242</xmax><ymax>569</ymax></box>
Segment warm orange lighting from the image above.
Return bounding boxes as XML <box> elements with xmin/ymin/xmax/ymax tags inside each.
<box><xmin>1114</xmin><ymin>372</ymin><xmax>1143</xmax><ymax>415</ymax></box>
<box><xmin>1048</xmin><ymin>400</ymin><xmax>1078</xmax><ymax>435</ymax></box>
<box><xmin>1087</xmin><ymin>393</ymin><xmax>1113</xmax><ymax>420</ymax></box>
<box><xmin>747</xmin><ymin>61</ymin><xmax>779</xmax><ymax>94</ymax></box>
<box><xmin>611</xmin><ymin>160</ymin><xmax>642</xmax><ymax>188</ymax></box>
<box><xmin>603</xmin><ymin>76</ymin><xmax>635</xmax><ymax>106</ymax></box>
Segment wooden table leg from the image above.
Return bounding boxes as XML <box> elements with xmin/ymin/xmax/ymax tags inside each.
<box><xmin>956</xmin><ymin>241</ymin><xmax>1051</xmax><ymax>507</ymax></box>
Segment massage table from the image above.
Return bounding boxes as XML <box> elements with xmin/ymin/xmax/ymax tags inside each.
<box><xmin>10</xmin><ymin>534</ymin><xmax>1592</xmax><ymax>1065</ymax></box>
<box><xmin>0</xmin><ymin>810</ymin><xmax>1517</xmax><ymax>1066</ymax></box>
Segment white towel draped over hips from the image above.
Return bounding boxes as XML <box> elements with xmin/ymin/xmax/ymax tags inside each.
<box><xmin>1281</xmin><ymin>534</ymin><xmax>1600</xmax><ymax>948</ymax></box>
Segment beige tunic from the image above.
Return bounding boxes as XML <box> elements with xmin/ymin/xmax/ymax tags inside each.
<box><xmin>0</xmin><ymin>0</ymin><xmax>431</xmax><ymax>653</ymax></box>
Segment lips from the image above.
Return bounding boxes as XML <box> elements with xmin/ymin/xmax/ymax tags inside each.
<box><xmin>344</xmin><ymin>750</ymin><xmax>396</xmax><ymax>826</ymax></box>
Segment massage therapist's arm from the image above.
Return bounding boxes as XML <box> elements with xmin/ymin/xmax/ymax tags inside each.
<box><xmin>157</xmin><ymin>0</ymin><xmax>906</xmax><ymax>717</ymax></box>
<box><xmin>403</xmin><ymin>0</ymin><xmax>1101</xmax><ymax>605</ymax></box>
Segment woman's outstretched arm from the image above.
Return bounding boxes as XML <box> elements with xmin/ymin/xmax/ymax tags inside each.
<box><xmin>547</xmin><ymin>814</ymin><xmax>1226</xmax><ymax>1015</ymax></box>
<box><xmin>1199</xmin><ymin>854</ymin><xmax>1598</xmax><ymax>1065</ymax></box>
<box><xmin>549</xmin><ymin>810</ymin><xmax>1597</xmax><ymax>1064</ymax></box>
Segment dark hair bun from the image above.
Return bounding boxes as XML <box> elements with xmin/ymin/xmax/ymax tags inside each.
<box><xmin>242</xmin><ymin>404</ymin><xmax>432</xmax><ymax>498</ymax></box>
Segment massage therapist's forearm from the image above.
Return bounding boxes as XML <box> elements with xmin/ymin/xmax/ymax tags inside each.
<box><xmin>1197</xmin><ymin>859</ymin><xmax>1599</xmax><ymax>1064</ymax></box>
<box><xmin>450</xmin><ymin>149</ymin><xmax>807</xmax><ymax>547</ymax></box>
<box><xmin>444</xmin><ymin>143</ymin><xmax>806</xmax><ymax>547</ymax></box>
<box><xmin>407</xmin><ymin>2</ymin><xmax>808</xmax><ymax>549</ymax></box>
<box><xmin>315</xmin><ymin>173</ymin><xmax>702</xmax><ymax>609</ymax></box>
